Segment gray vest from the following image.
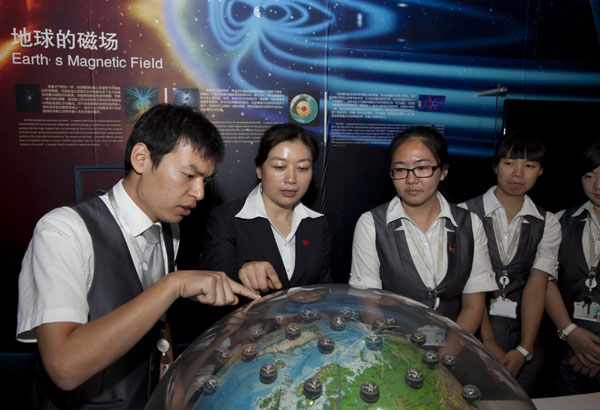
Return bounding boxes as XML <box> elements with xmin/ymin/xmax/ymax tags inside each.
<box><xmin>32</xmin><ymin>196</ymin><xmax>174</xmax><ymax>410</ymax></box>
<box><xmin>465</xmin><ymin>195</ymin><xmax>545</xmax><ymax>308</ymax></box>
<box><xmin>558</xmin><ymin>207</ymin><xmax>600</xmax><ymax>335</ymax></box>
<box><xmin>372</xmin><ymin>200</ymin><xmax>474</xmax><ymax>321</ymax></box>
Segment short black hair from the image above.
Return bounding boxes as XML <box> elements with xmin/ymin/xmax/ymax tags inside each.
<box><xmin>580</xmin><ymin>140</ymin><xmax>600</xmax><ymax>176</ymax></box>
<box><xmin>388</xmin><ymin>126</ymin><xmax>449</xmax><ymax>168</ymax></box>
<box><xmin>124</xmin><ymin>104</ymin><xmax>224</xmax><ymax>174</ymax></box>
<box><xmin>255</xmin><ymin>123</ymin><xmax>319</xmax><ymax>167</ymax></box>
<box><xmin>493</xmin><ymin>130</ymin><xmax>545</xmax><ymax>167</ymax></box>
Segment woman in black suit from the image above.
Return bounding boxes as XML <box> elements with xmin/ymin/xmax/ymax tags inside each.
<box><xmin>203</xmin><ymin>123</ymin><xmax>331</xmax><ymax>294</ymax></box>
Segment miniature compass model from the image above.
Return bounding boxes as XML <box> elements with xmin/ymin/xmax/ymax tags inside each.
<box><xmin>317</xmin><ymin>336</ymin><xmax>335</xmax><ymax>354</ymax></box>
<box><xmin>360</xmin><ymin>380</ymin><xmax>380</xmax><ymax>403</ymax></box>
<box><xmin>284</xmin><ymin>323</ymin><xmax>301</xmax><ymax>340</ymax></box>
<box><xmin>410</xmin><ymin>331</ymin><xmax>427</xmax><ymax>347</ymax></box>
<box><xmin>145</xmin><ymin>285</ymin><xmax>535</xmax><ymax>409</ymax></box>
<box><xmin>202</xmin><ymin>376</ymin><xmax>218</xmax><ymax>394</ymax></box>
<box><xmin>303</xmin><ymin>376</ymin><xmax>323</xmax><ymax>400</ymax></box>
<box><xmin>372</xmin><ymin>317</ymin><xmax>387</xmax><ymax>332</ymax></box>
<box><xmin>300</xmin><ymin>306</ymin><xmax>321</xmax><ymax>323</ymax></box>
<box><xmin>365</xmin><ymin>333</ymin><xmax>383</xmax><ymax>351</ymax></box>
<box><xmin>405</xmin><ymin>367</ymin><xmax>425</xmax><ymax>389</ymax></box>
<box><xmin>422</xmin><ymin>349</ymin><xmax>440</xmax><ymax>368</ymax></box>
<box><xmin>248</xmin><ymin>324</ymin><xmax>265</xmax><ymax>341</ymax></box>
<box><xmin>240</xmin><ymin>343</ymin><xmax>257</xmax><ymax>362</ymax></box>
<box><xmin>216</xmin><ymin>349</ymin><xmax>230</xmax><ymax>366</ymax></box>
<box><xmin>330</xmin><ymin>314</ymin><xmax>346</xmax><ymax>331</ymax></box>
<box><xmin>462</xmin><ymin>384</ymin><xmax>482</xmax><ymax>403</ymax></box>
<box><xmin>442</xmin><ymin>353</ymin><xmax>458</xmax><ymax>370</ymax></box>
<box><xmin>259</xmin><ymin>363</ymin><xmax>278</xmax><ymax>384</ymax></box>
<box><xmin>339</xmin><ymin>306</ymin><xmax>360</xmax><ymax>320</ymax></box>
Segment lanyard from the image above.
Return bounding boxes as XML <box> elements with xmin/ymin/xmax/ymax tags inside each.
<box><xmin>491</xmin><ymin>212</ymin><xmax>523</xmax><ymax>267</ymax></box>
<box><xmin>587</xmin><ymin>213</ymin><xmax>600</xmax><ymax>274</ymax></box>
<box><xmin>406</xmin><ymin>218</ymin><xmax>445</xmax><ymax>309</ymax></box>
<box><xmin>491</xmin><ymin>212</ymin><xmax>522</xmax><ymax>296</ymax></box>
<box><xmin>584</xmin><ymin>213</ymin><xmax>600</xmax><ymax>298</ymax></box>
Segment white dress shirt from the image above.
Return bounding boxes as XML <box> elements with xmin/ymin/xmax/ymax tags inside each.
<box><xmin>235</xmin><ymin>183</ymin><xmax>323</xmax><ymax>280</ymax></box>
<box><xmin>557</xmin><ymin>201</ymin><xmax>600</xmax><ymax>271</ymax></box>
<box><xmin>17</xmin><ymin>180</ymin><xmax>179</xmax><ymax>342</ymax></box>
<box><xmin>349</xmin><ymin>192</ymin><xmax>497</xmax><ymax>294</ymax></box>
<box><xmin>469</xmin><ymin>186</ymin><xmax>561</xmax><ymax>279</ymax></box>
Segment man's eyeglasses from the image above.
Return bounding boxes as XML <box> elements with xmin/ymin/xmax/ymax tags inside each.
<box><xmin>389</xmin><ymin>165</ymin><xmax>441</xmax><ymax>180</ymax></box>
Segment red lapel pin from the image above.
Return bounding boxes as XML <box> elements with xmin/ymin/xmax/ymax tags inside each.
<box><xmin>302</xmin><ymin>240</ymin><xmax>309</xmax><ymax>246</ymax></box>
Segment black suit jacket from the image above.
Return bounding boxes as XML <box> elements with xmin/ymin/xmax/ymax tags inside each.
<box><xmin>203</xmin><ymin>198</ymin><xmax>332</xmax><ymax>289</ymax></box>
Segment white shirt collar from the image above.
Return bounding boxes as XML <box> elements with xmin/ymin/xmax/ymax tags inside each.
<box><xmin>482</xmin><ymin>185</ymin><xmax>544</xmax><ymax>220</ymax></box>
<box><xmin>573</xmin><ymin>201</ymin><xmax>593</xmax><ymax>217</ymax></box>
<box><xmin>573</xmin><ymin>201</ymin><xmax>600</xmax><ymax>225</ymax></box>
<box><xmin>235</xmin><ymin>183</ymin><xmax>323</xmax><ymax>221</ymax></box>
<box><xmin>111</xmin><ymin>179</ymin><xmax>158</xmax><ymax>237</ymax></box>
<box><xmin>386</xmin><ymin>192</ymin><xmax>458</xmax><ymax>228</ymax></box>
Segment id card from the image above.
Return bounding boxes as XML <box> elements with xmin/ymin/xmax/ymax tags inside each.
<box><xmin>418</xmin><ymin>325</ymin><xmax>446</xmax><ymax>346</ymax></box>
<box><xmin>489</xmin><ymin>297</ymin><xmax>517</xmax><ymax>319</ymax></box>
<box><xmin>573</xmin><ymin>301</ymin><xmax>600</xmax><ymax>323</ymax></box>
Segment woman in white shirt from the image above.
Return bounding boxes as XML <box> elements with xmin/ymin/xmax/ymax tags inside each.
<box><xmin>545</xmin><ymin>140</ymin><xmax>600</xmax><ymax>394</ymax></box>
<box><xmin>204</xmin><ymin>123</ymin><xmax>331</xmax><ymax>294</ymax></box>
<box><xmin>349</xmin><ymin>126</ymin><xmax>497</xmax><ymax>334</ymax></box>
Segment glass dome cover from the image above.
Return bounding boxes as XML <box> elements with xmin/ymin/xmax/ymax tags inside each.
<box><xmin>146</xmin><ymin>284</ymin><xmax>534</xmax><ymax>409</ymax></box>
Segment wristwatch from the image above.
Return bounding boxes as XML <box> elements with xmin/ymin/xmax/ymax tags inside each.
<box><xmin>516</xmin><ymin>345</ymin><xmax>533</xmax><ymax>361</ymax></box>
<box><xmin>557</xmin><ymin>323</ymin><xmax>578</xmax><ymax>341</ymax></box>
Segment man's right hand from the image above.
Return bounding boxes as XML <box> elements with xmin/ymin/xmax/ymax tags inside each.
<box><xmin>173</xmin><ymin>270</ymin><xmax>260</xmax><ymax>305</ymax></box>
<box><xmin>238</xmin><ymin>261</ymin><xmax>283</xmax><ymax>293</ymax></box>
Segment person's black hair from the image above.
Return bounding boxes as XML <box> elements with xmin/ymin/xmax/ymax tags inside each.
<box><xmin>255</xmin><ymin>123</ymin><xmax>319</xmax><ymax>167</ymax></box>
<box><xmin>580</xmin><ymin>140</ymin><xmax>600</xmax><ymax>176</ymax></box>
<box><xmin>493</xmin><ymin>130</ymin><xmax>545</xmax><ymax>167</ymax></box>
<box><xmin>124</xmin><ymin>103</ymin><xmax>224</xmax><ymax>174</ymax></box>
<box><xmin>388</xmin><ymin>126</ymin><xmax>449</xmax><ymax>168</ymax></box>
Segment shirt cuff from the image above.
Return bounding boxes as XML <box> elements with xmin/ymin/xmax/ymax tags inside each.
<box><xmin>462</xmin><ymin>271</ymin><xmax>498</xmax><ymax>294</ymax></box>
<box><xmin>17</xmin><ymin>308</ymin><xmax>87</xmax><ymax>342</ymax></box>
<box><xmin>532</xmin><ymin>260</ymin><xmax>558</xmax><ymax>280</ymax></box>
<box><xmin>348</xmin><ymin>273</ymin><xmax>382</xmax><ymax>289</ymax></box>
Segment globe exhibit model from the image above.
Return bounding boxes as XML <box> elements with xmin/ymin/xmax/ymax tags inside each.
<box><xmin>146</xmin><ymin>284</ymin><xmax>534</xmax><ymax>409</ymax></box>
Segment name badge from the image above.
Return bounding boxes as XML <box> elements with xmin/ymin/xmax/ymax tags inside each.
<box><xmin>417</xmin><ymin>325</ymin><xmax>446</xmax><ymax>346</ymax></box>
<box><xmin>490</xmin><ymin>297</ymin><xmax>517</xmax><ymax>319</ymax></box>
<box><xmin>573</xmin><ymin>301</ymin><xmax>600</xmax><ymax>323</ymax></box>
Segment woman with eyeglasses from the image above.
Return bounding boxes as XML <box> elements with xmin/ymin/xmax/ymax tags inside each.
<box><xmin>349</xmin><ymin>126</ymin><xmax>497</xmax><ymax>334</ymax></box>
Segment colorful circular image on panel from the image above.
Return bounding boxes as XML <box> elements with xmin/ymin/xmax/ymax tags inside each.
<box><xmin>289</xmin><ymin>94</ymin><xmax>318</xmax><ymax>124</ymax></box>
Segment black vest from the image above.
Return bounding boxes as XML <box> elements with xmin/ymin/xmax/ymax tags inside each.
<box><xmin>558</xmin><ymin>206</ymin><xmax>600</xmax><ymax>335</ymax></box>
<box><xmin>32</xmin><ymin>196</ymin><xmax>174</xmax><ymax>410</ymax></box>
<box><xmin>465</xmin><ymin>195</ymin><xmax>545</xmax><ymax>311</ymax></box>
<box><xmin>372</xmin><ymin>200</ymin><xmax>474</xmax><ymax>321</ymax></box>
